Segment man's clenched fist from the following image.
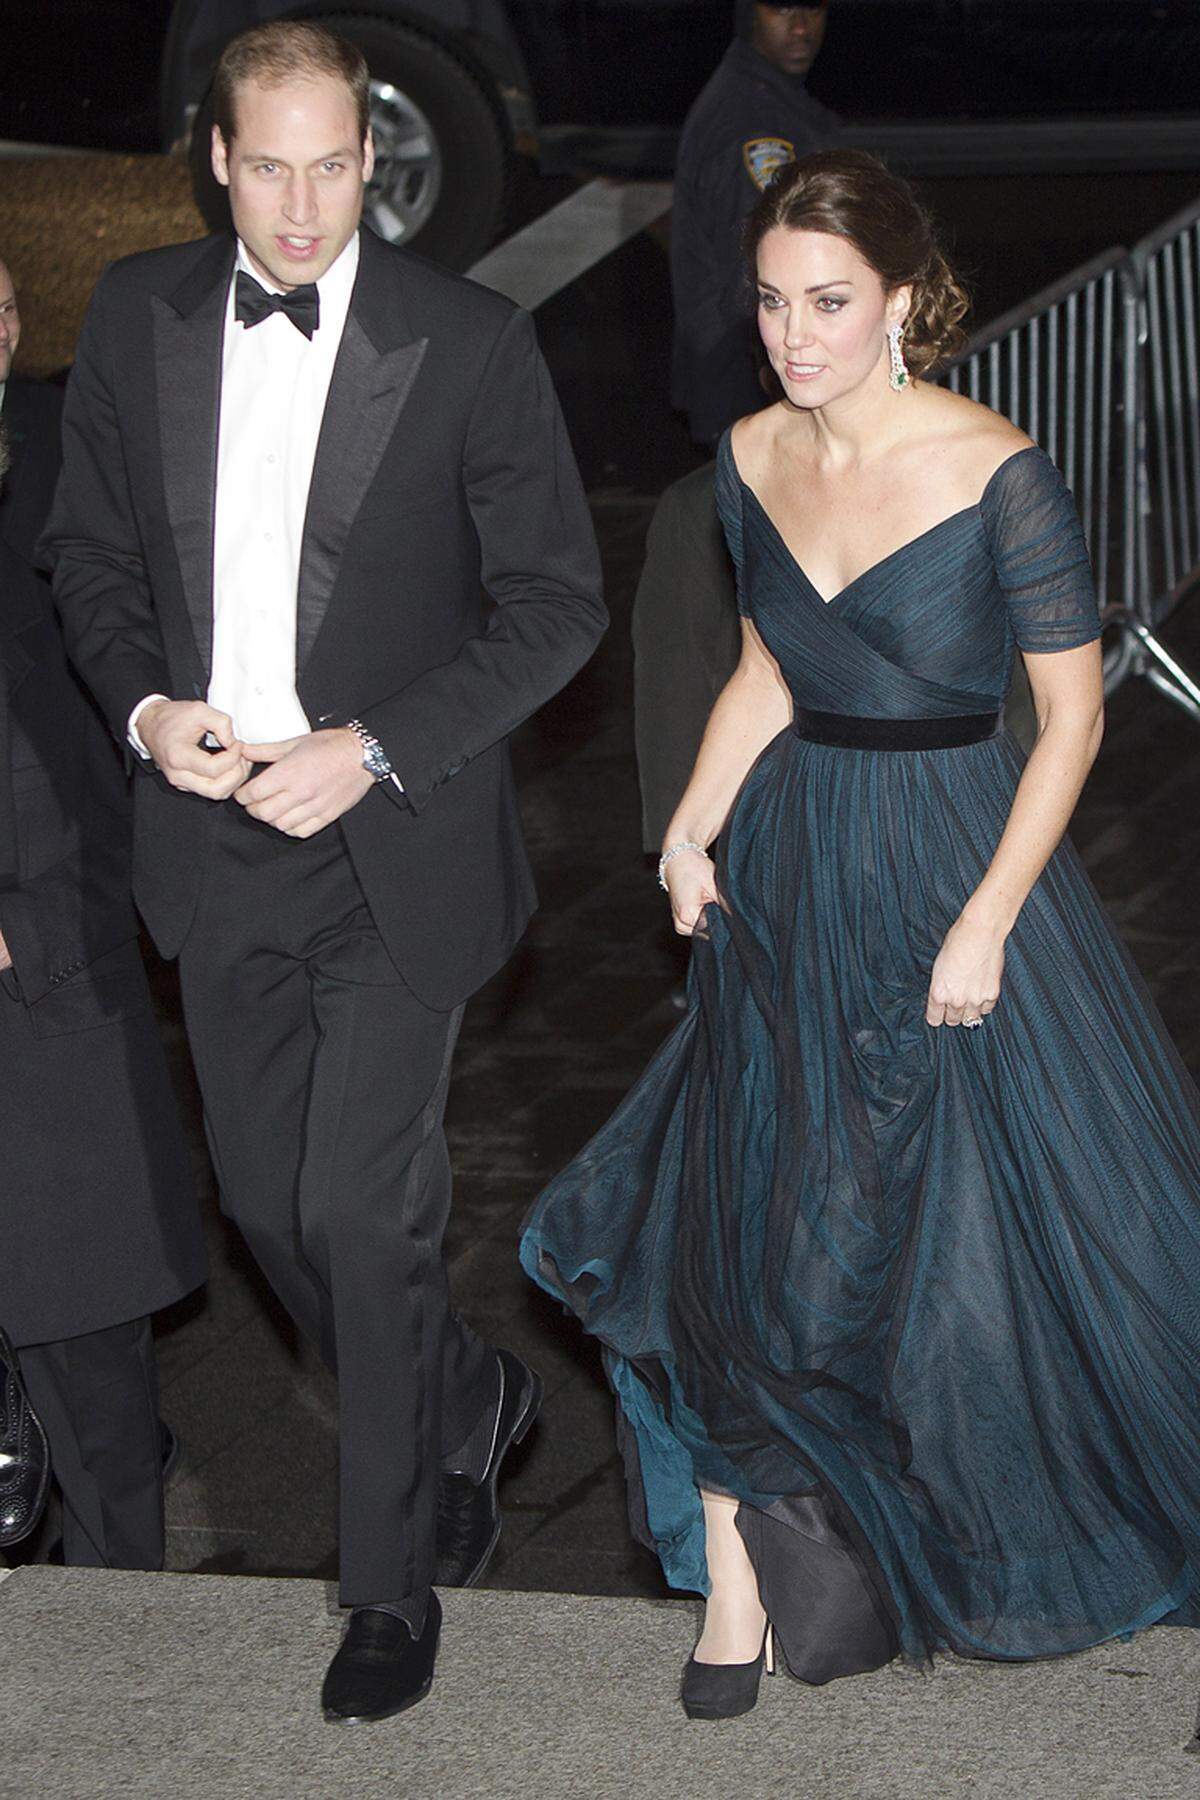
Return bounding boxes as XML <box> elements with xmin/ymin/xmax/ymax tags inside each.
<box><xmin>138</xmin><ymin>700</ymin><xmax>251</xmax><ymax>800</ymax></box>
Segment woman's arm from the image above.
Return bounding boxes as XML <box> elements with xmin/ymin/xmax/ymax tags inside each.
<box><xmin>662</xmin><ymin>617</ymin><xmax>793</xmax><ymax>936</ymax></box>
<box><xmin>926</xmin><ymin>639</ymin><xmax>1104</xmax><ymax>1026</ymax></box>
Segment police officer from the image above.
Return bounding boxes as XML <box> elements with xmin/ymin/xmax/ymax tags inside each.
<box><xmin>671</xmin><ymin>2</ymin><xmax>840</xmax><ymax>447</ymax></box>
<box><xmin>636</xmin><ymin>9</ymin><xmax>840</xmax><ymax>859</ymax></box>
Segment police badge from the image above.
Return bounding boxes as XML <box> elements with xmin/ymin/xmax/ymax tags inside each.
<box><xmin>743</xmin><ymin>136</ymin><xmax>795</xmax><ymax>191</ymax></box>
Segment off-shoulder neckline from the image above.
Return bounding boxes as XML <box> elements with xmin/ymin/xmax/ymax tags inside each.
<box><xmin>722</xmin><ymin>437</ymin><xmax>1044</xmax><ymax>608</ymax></box>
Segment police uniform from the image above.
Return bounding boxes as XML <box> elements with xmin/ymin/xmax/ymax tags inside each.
<box><xmin>670</xmin><ymin>37</ymin><xmax>840</xmax><ymax>446</ymax></box>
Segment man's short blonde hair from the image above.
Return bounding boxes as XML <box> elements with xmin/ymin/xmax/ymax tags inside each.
<box><xmin>212</xmin><ymin>21</ymin><xmax>370</xmax><ymax>147</ymax></box>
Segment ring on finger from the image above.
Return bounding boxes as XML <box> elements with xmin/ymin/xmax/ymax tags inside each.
<box><xmin>963</xmin><ymin>1016</ymin><xmax>985</xmax><ymax>1030</ymax></box>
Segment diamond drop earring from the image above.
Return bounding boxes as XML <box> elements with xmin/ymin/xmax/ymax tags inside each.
<box><xmin>887</xmin><ymin>323</ymin><xmax>909</xmax><ymax>392</ymax></box>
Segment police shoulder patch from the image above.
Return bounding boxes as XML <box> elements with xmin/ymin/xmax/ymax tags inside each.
<box><xmin>743</xmin><ymin>136</ymin><xmax>795</xmax><ymax>192</ymax></box>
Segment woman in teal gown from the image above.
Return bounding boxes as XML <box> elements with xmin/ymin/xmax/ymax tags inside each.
<box><xmin>521</xmin><ymin>151</ymin><xmax>1200</xmax><ymax>1715</ymax></box>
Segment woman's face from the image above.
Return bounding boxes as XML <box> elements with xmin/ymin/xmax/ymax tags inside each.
<box><xmin>755</xmin><ymin>226</ymin><xmax>910</xmax><ymax>408</ymax></box>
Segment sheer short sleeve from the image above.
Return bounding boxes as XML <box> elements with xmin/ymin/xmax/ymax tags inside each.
<box><xmin>980</xmin><ymin>447</ymin><xmax>1102</xmax><ymax>653</ymax></box>
<box><xmin>714</xmin><ymin>429</ymin><xmax>749</xmax><ymax>614</ymax></box>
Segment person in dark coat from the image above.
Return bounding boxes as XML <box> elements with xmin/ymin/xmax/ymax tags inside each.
<box><xmin>633</xmin><ymin>462</ymin><xmax>742</xmax><ymax>852</ymax></box>
<box><xmin>0</xmin><ymin>422</ymin><xmax>205</xmax><ymax>1573</ymax></box>
<box><xmin>0</xmin><ymin>258</ymin><xmax>63</xmax><ymax>570</ymax></box>
<box><xmin>671</xmin><ymin>2</ymin><xmax>840</xmax><ymax>448</ymax></box>
<box><xmin>44</xmin><ymin>22</ymin><xmax>604</xmax><ymax>1723</ymax></box>
<box><xmin>639</xmin><ymin>8</ymin><xmax>840</xmax><ymax>860</ymax></box>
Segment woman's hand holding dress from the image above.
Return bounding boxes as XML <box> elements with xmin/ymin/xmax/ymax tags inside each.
<box><xmin>926</xmin><ymin>911</ymin><xmax>1006</xmax><ymax>1027</ymax></box>
<box><xmin>665</xmin><ymin>849</ymin><xmax>722</xmax><ymax>937</ymax></box>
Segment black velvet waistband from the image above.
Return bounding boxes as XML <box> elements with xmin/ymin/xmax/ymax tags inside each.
<box><xmin>790</xmin><ymin>708</ymin><xmax>1002</xmax><ymax>751</ymax></box>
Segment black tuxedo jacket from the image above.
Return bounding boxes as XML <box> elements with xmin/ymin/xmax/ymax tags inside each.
<box><xmin>44</xmin><ymin>229</ymin><xmax>606</xmax><ymax>1010</ymax></box>
<box><xmin>0</xmin><ymin>541</ymin><xmax>203</xmax><ymax>1344</ymax></box>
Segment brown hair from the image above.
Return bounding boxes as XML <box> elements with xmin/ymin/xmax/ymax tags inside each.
<box><xmin>744</xmin><ymin>148</ymin><xmax>970</xmax><ymax>378</ymax></box>
<box><xmin>212</xmin><ymin>21</ymin><xmax>370</xmax><ymax>148</ymax></box>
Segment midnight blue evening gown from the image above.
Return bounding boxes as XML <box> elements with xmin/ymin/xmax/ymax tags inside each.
<box><xmin>521</xmin><ymin>435</ymin><xmax>1200</xmax><ymax>1673</ymax></box>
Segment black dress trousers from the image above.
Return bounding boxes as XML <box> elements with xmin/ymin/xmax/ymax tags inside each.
<box><xmin>17</xmin><ymin>1317</ymin><xmax>163</xmax><ymax>1569</ymax></box>
<box><xmin>177</xmin><ymin>803</ymin><xmax>493</xmax><ymax>1607</ymax></box>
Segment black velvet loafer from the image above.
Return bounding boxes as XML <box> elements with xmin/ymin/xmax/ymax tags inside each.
<box><xmin>434</xmin><ymin>1348</ymin><xmax>543</xmax><ymax>1588</ymax></box>
<box><xmin>321</xmin><ymin>1594</ymin><xmax>442</xmax><ymax>1724</ymax></box>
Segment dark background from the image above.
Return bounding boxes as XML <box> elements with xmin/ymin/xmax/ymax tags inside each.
<box><xmin>4</xmin><ymin>0</ymin><xmax>1200</xmax><ymax>151</ymax></box>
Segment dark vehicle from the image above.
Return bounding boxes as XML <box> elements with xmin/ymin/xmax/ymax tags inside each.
<box><xmin>4</xmin><ymin>1</ymin><xmax>1199</xmax><ymax>268</ymax></box>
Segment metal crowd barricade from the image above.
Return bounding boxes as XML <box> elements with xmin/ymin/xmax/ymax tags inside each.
<box><xmin>942</xmin><ymin>249</ymin><xmax>1141</xmax><ymax>697</ymax></box>
<box><xmin>1127</xmin><ymin>198</ymin><xmax>1200</xmax><ymax>721</ymax></box>
<box><xmin>940</xmin><ymin>206</ymin><xmax>1200</xmax><ymax>721</ymax></box>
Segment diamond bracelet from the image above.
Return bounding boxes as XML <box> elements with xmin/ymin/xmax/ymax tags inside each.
<box><xmin>657</xmin><ymin>840</ymin><xmax>707</xmax><ymax>891</ymax></box>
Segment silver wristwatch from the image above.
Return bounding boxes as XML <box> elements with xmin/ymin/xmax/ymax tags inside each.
<box><xmin>345</xmin><ymin>718</ymin><xmax>392</xmax><ymax>783</ymax></box>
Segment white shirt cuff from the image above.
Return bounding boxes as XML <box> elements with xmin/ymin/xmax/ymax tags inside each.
<box><xmin>128</xmin><ymin>693</ymin><xmax>170</xmax><ymax>759</ymax></box>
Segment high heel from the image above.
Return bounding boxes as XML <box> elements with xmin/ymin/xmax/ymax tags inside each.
<box><xmin>680</xmin><ymin>1623</ymin><xmax>772</xmax><ymax>1720</ymax></box>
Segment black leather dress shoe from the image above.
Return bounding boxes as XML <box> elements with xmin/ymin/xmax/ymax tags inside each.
<box><xmin>435</xmin><ymin>1348</ymin><xmax>542</xmax><ymax>1587</ymax></box>
<box><xmin>0</xmin><ymin>1327</ymin><xmax>50</xmax><ymax>1548</ymax></box>
<box><xmin>321</xmin><ymin>1594</ymin><xmax>442</xmax><ymax>1724</ymax></box>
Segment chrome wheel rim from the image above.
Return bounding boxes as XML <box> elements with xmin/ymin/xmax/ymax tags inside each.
<box><xmin>365</xmin><ymin>78</ymin><xmax>442</xmax><ymax>244</ymax></box>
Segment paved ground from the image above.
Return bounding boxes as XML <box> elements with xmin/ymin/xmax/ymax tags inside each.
<box><xmin>7</xmin><ymin>1566</ymin><xmax>1200</xmax><ymax>1799</ymax></box>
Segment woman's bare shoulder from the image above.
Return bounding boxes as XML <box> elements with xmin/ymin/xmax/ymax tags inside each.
<box><xmin>728</xmin><ymin>404</ymin><xmax>788</xmax><ymax>483</ymax></box>
<box><xmin>908</xmin><ymin>387</ymin><xmax>1035</xmax><ymax>503</ymax></box>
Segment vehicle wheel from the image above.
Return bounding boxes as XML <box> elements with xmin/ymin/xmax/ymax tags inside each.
<box><xmin>189</xmin><ymin>14</ymin><xmax>509</xmax><ymax>271</ymax></box>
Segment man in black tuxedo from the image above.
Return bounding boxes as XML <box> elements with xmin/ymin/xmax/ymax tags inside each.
<box><xmin>0</xmin><ymin>422</ymin><xmax>204</xmax><ymax>1571</ymax></box>
<box><xmin>46</xmin><ymin>21</ymin><xmax>605</xmax><ymax>1722</ymax></box>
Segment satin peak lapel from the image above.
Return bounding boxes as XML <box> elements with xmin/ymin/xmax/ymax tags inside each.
<box><xmin>152</xmin><ymin>246</ymin><xmax>230</xmax><ymax>680</ymax></box>
<box><xmin>296</xmin><ymin>313</ymin><xmax>428</xmax><ymax>671</ymax></box>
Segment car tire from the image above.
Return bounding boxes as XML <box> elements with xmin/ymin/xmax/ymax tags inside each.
<box><xmin>189</xmin><ymin>13</ymin><xmax>509</xmax><ymax>271</ymax></box>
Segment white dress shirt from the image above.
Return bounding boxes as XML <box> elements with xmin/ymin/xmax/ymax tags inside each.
<box><xmin>211</xmin><ymin>234</ymin><xmax>359</xmax><ymax>742</ymax></box>
<box><xmin>130</xmin><ymin>233</ymin><xmax>359</xmax><ymax>749</ymax></box>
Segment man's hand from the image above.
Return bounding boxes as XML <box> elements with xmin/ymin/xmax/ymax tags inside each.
<box><xmin>139</xmin><ymin>700</ymin><xmax>251</xmax><ymax>800</ymax></box>
<box><xmin>0</xmin><ymin>928</ymin><xmax>11</xmax><ymax>974</ymax></box>
<box><xmin>235</xmin><ymin>729</ymin><xmax>375</xmax><ymax>837</ymax></box>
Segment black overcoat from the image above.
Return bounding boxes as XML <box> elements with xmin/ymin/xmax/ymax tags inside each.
<box><xmin>632</xmin><ymin>464</ymin><xmax>742</xmax><ymax>852</ymax></box>
<box><xmin>0</xmin><ymin>541</ymin><xmax>204</xmax><ymax>1346</ymax></box>
<box><xmin>43</xmin><ymin>228</ymin><xmax>607</xmax><ymax>1012</ymax></box>
<box><xmin>0</xmin><ymin>378</ymin><xmax>63</xmax><ymax>567</ymax></box>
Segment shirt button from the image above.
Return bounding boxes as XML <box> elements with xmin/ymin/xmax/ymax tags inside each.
<box><xmin>259</xmin><ymin>608</ymin><xmax>268</xmax><ymax>619</ymax></box>
<box><xmin>264</xmin><ymin>531</ymin><xmax>274</xmax><ymax>542</ymax></box>
<box><xmin>254</xmin><ymin>685</ymin><xmax>265</xmax><ymax>697</ymax></box>
<box><xmin>267</xmin><ymin>453</ymin><xmax>278</xmax><ymax>464</ymax></box>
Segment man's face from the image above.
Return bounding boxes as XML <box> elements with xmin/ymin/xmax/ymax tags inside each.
<box><xmin>0</xmin><ymin>260</ymin><xmax>21</xmax><ymax>383</ymax></box>
<box><xmin>752</xmin><ymin>4</ymin><xmax>829</xmax><ymax>78</ymax></box>
<box><xmin>211</xmin><ymin>74</ymin><xmax>374</xmax><ymax>291</ymax></box>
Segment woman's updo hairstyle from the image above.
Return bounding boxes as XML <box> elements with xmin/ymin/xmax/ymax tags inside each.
<box><xmin>744</xmin><ymin>149</ymin><xmax>970</xmax><ymax>379</ymax></box>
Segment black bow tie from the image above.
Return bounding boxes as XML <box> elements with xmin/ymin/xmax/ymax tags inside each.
<box><xmin>234</xmin><ymin>270</ymin><xmax>320</xmax><ymax>339</ymax></box>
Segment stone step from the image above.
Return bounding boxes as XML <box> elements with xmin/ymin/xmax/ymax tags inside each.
<box><xmin>6</xmin><ymin>1566</ymin><xmax>1200</xmax><ymax>1799</ymax></box>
